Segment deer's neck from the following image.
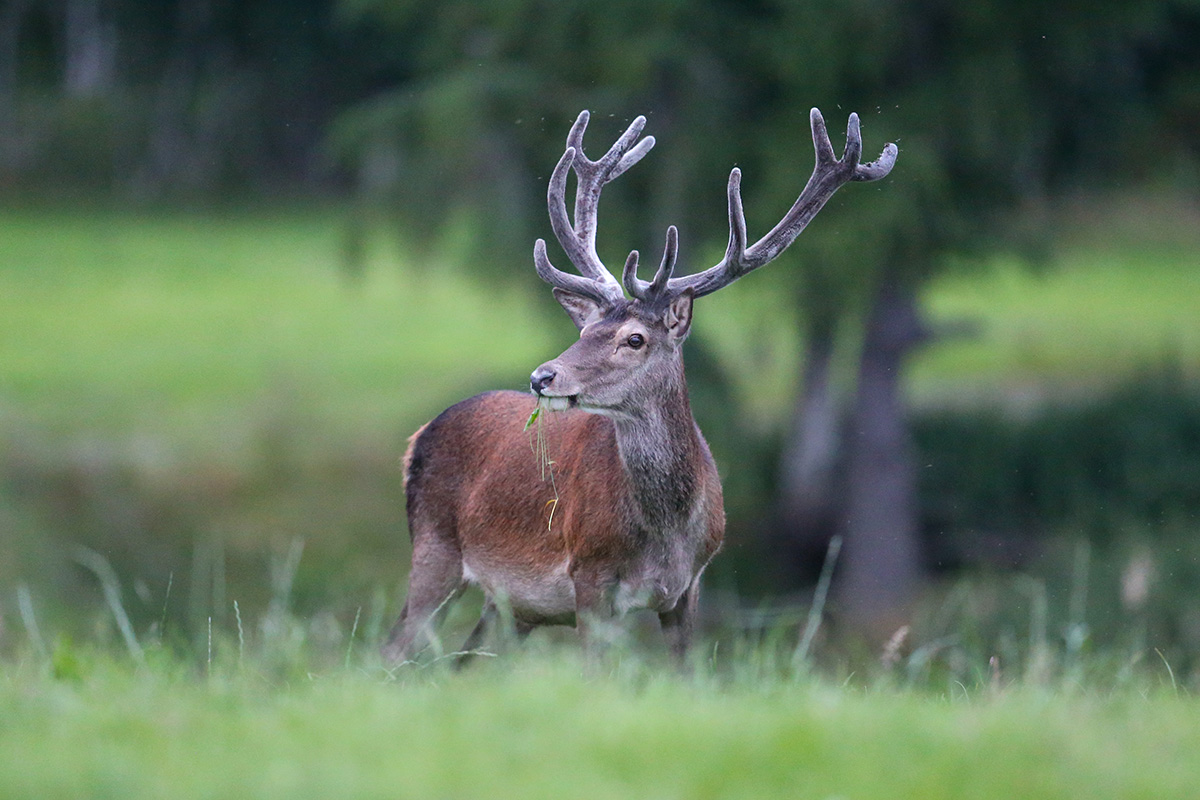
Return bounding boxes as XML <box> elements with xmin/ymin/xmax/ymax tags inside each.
<box><xmin>610</xmin><ymin>362</ymin><xmax>703</xmax><ymax>532</ymax></box>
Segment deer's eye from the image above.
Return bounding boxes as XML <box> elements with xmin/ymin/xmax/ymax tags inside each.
<box><xmin>626</xmin><ymin>333</ymin><xmax>645</xmax><ymax>349</ymax></box>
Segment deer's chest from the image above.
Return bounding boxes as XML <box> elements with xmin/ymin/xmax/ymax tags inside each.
<box><xmin>612</xmin><ymin>523</ymin><xmax>709</xmax><ymax>614</ymax></box>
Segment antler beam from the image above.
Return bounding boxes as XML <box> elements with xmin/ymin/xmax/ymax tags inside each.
<box><xmin>663</xmin><ymin>108</ymin><xmax>898</xmax><ymax>299</ymax></box>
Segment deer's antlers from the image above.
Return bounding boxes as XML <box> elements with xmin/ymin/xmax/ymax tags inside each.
<box><xmin>536</xmin><ymin>108</ymin><xmax>898</xmax><ymax>305</ymax></box>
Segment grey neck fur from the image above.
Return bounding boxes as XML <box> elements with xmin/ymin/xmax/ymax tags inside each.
<box><xmin>610</xmin><ymin>356</ymin><xmax>702</xmax><ymax>533</ymax></box>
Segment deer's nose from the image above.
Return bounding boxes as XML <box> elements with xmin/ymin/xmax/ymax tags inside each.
<box><xmin>530</xmin><ymin>366</ymin><xmax>557</xmax><ymax>395</ymax></box>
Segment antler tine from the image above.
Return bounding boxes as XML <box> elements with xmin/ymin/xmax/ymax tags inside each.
<box><xmin>572</xmin><ymin>112</ymin><xmax>649</xmax><ymax>174</ymax></box>
<box><xmin>650</xmin><ymin>225</ymin><xmax>679</xmax><ymax>295</ymax></box>
<box><xmin>665</xmin><ymin>107</ymin><xmax>897</xmax><ymax>299</ymax></box>
<box><xmin>811</xmin><ymin>107</ymin><xmax>838</xmax><ymax>167</ymax></box>
<box><xmin>623</xmin><ymin>226</ymin><xmax>679</xmax><ymax>302</ymax></box>
<box><xmin>841</xmin><ymin>113</ymin><xmax>899</xmax><ymax>181</ymax></box>
<box><xmin>841</xmin><ymin>112</ymin><xmax>864</xmax><ymax>171</ymax></box>
<box><xmin>620</xmin><ymin>250</ymin><xmax>642</xmax><ymax>298</ymax></box>
<box><xmin>534</xmin><ymin>237</ymin><xmax>620</xmax><ymax>305</ymax></box>
<box><xmin>721</xmin><ymin>168</ymin><xmax>748</xmax><ymax>276</ymax></box>
<box><xmin>612</xmin><ymin>136</ymin><xmax>656</xmax><ymax>181</ymax></box>
<box><xmin>546</xmin><ymin>144</ymin><xmax>613</xmax><ymax>285</ymax></box>
<box><xmin>563</xmin><ymin>110</ymin><xmax>591</xmax><ymax>156</ymax></box>
<box><xmin>538</xmin><ymin>110</ymin><xmax>656</xmax><ymax>304</ymax></box>
<box><xmin>855</xmin><ymin>141</ymin><xmax>899</xmax><ymax>181</ymax></box>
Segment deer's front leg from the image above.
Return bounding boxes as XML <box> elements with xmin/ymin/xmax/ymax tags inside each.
<box><xmin>571</xmin><ymin>565</ymin><xmax>618</xmax><ymax>666</ymax></box>
<box><xmin>658</xmin><ymin>578</ymin><xmax>701</xmax><ymax>668</ymax></box>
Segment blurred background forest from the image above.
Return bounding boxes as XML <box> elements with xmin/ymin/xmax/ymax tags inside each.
<box><xmin>1</xmin><ymin>0</ymin><xmax>1199</xmax><ymax>669</ymax></box>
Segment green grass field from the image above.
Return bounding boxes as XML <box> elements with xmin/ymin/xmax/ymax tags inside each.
<box><xmin>3</xmin><ymin>201</ymin><xmax>1197</xmax><ymax>448</ymax></box>
<box><xmin>915</xmin><ymin>240</ymin><xmax>1200</xmax><ymax>406</ymax></box>
<box><xmin>0</xmin><ymin>206</ymin><xmax>560</xmax><ymax>453</ymax></box>
<box><xmin>2</xmin><ymin>201</ymin><xmax>1200</xmax><ymax>798</ymax></box>
<box><xmin>1</xmin><ymin>643</ymin><xmax>1197</xmax><ymax>800</ymax></box>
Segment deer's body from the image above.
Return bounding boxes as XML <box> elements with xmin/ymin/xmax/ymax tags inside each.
<box><xmin>401</xmin><ymin>389</ymin><xmax>723</xmax><ymax>634</ymax></box>
<box><xmin>382</xmin><ymin>108</ymin><xmax>895</xmax><ymax>665</ymax></box>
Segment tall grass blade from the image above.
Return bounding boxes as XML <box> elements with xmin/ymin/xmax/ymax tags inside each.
<box><xmin>1021</xmin><ymin>576</ymin><xmax>1050</xmax><ymax>684</ymax></box>
<box><xmin>158</xmin><ymin>571</ymin><xmax>173</xmax><ymax>639</ymax></box>
<box><xmin>268</xmin><ymin>539</ymin><xmax>305</xmax><ymax>621</ymax></box>
<box><xmin>233</xmin><ymin>600</ymin><xmax>245</xmax><ymax>667</ymax></box>
<box><xmin>72</xmin><ymin>545</ymin><xmax>144</xmax><ymax>664</ymax></box>
<box><xmin>346</xmin><ymin>606</ymin><xmax>361</xmax><ymax>671</ymax></box>
<box><xmin>15</xmin><ymin>584</ymin><xmax>49</xmax><ymax>661</ymax></box>
<box><xmin>1154</xmin><ymin>648</ymin><xmax>1178</xmax><ymax>695</ymax></box>
<box><xmin>792</xmin><ymin>535</ymin><xmax>842</xmax><ymax>669</ymax></box>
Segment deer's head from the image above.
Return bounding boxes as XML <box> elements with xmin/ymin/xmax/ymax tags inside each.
<box><xmin>530</xmin><ymin>110</ymin><xmax>897</xmax><ymax>419</ymax></box>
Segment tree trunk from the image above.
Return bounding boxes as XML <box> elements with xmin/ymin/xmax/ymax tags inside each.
<box><xmin>63</xmin><ymin>0</ymin><xmax>116</xmax><ymax>99</ymax></box>
<box><xmin>836</xmin><ymin>277</ymin><xmax>927</xmax><ymax>639</ymax></box>
<box><xmin>775</xmin><ymin>319</ymin><xmax>840</xmax><ymax>575</ymax></box>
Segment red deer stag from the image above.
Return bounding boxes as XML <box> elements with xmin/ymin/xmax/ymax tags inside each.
<box><xmin>383</xmin><ymin>108</ymin><xmax>896</xmax><ymax>666</ymax></box>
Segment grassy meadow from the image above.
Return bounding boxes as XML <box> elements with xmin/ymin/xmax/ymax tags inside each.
<box><xmin>2</xmin><ymin>200</ymin><xmax>1200</xmax><ymax>798</ymax></box>
<box><xmin>3</xmin><ymin>201</ymin><xmax>1197</xmax><ymax>443</ymax></box>
<box><xmin>3</xmin><ymin>647</ymin><xmax>1199</xmax><ymax>800</ymax></box>
<box><xmin>0</xmin><ymin>205</ymin><xmax>558</xmax><ymax>446</ymax></box>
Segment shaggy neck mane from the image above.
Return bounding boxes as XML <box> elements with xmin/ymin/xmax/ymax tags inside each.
<box><xmin>610</xmin><ymin>355</ymin><xmax>701</xmax><ymax>532</ymax></box>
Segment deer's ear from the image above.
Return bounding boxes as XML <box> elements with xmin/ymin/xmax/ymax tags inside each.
<box><xmin>553</xmin><ymin>288</ymin><xmax>604</xmax><ymax>331</ymax></box>
<box><xmin>665</xmin><ymin>289</ymin><xmax>694</xmax><ymax>341</ymax></box>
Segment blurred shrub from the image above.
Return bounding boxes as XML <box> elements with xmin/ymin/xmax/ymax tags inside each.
<box><xmin>916</xmin><ymin>372</ymin><xmax>1200</xmax><ymax>569</ymax></box>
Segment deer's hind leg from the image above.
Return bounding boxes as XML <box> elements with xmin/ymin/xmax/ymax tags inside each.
<box><xmin>453</xmin><ymin>598</ymin><xmax>537</xmax><ymax>670</ymax></box>
<box><xmin>382</xmin><ymin>529</ymin><xmax>465</xmax><ymax>665</ymax></box>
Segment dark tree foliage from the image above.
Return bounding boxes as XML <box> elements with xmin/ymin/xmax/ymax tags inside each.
<box><xmin>0</xmin><ymin>0</ymin><xmax>404</xmax><ymax>194</ymax></box>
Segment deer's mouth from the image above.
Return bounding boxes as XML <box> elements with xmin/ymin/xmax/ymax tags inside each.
<box><xmin>539</xmin><ymin>394</ymin><xmax>578</xmax><ymax>412</ymax></box>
